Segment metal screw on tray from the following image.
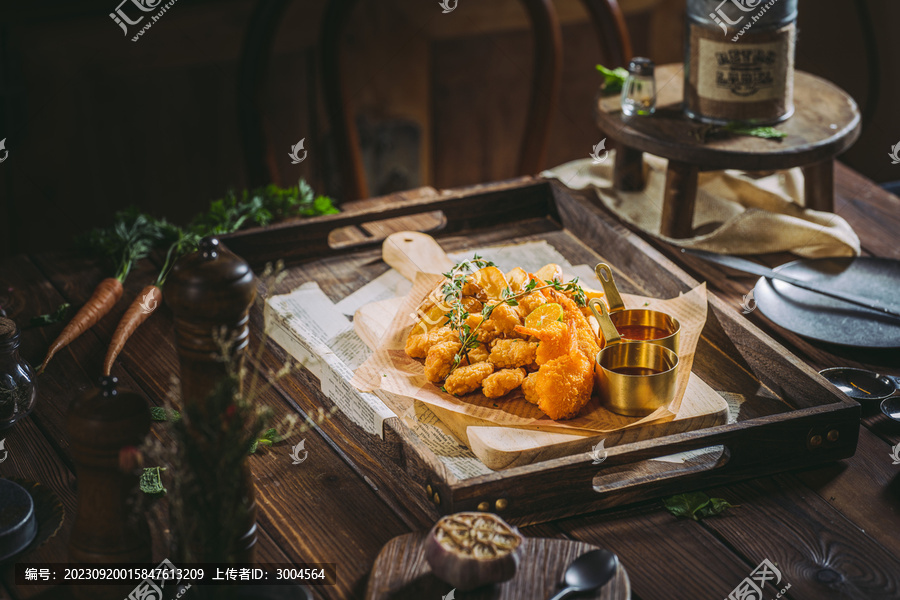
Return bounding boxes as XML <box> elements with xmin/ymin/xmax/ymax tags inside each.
<box><xmin>0</xmin><ymin>317</ymin><xmax>37</xmax><ymax>429</ymax></box>
<box><xmin>163</xmin><ymin>236</ymin><xmax>259</xmax><ymax>562</ymax></box>
<box><xmin>67</xmin><ymin>375</ymin><xmax>152</xmax><ymax>600</ymax></box>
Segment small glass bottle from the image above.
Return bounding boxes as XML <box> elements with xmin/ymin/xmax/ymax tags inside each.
<box><xmin>0</xmin><ymin>317</ymin><xmax>37</xmax><ymax>429</ymax></box>
<box><xmin>621</xmin><ymin>58</ymin><xmax>657</xmax><ymax>117</ymax></box>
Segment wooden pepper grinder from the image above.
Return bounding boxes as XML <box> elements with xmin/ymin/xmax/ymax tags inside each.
<box><xmin>164</xmin><ymin>237</ymin><xmax>258</xmax><ymax>561</ymax></box>
<box><xmin>67</xmin><ymin>375</ymin><xmax>151</xmax><ymax>600</ymax></box>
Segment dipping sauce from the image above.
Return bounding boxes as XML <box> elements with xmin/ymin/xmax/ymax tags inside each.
<box><xmin>616</xmin><ymin>325</ymin><xmax>673</xmax><ymax>342</ymax></box>
<box><xmin>610</xmin><ymin>366</ymin><xmax>666</xmax><ymax>377</ymax></box>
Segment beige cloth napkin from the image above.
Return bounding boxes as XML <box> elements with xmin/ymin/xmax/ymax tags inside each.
<box><xmin>542</xmin><ymin>153</ymin><xmax>860</xmax><ymax>258</ymax></box>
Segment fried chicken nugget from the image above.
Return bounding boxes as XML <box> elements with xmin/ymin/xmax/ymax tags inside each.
<box><xmin>465</xmin><ymin>314</ymin><xmax>498</xmax><ymax>344</ymax></box>
<box><xmin>444</xmin><ymin>362</ymin><xmax>494</xmax><ymax>396</ymax></box>
<box><xmin>425</xmin><ymin>340</ymin><xmax>461</xmax><ymax>383</ymax></box>
<box><xmin>521</xmin><ymin>372</ymin><xmax>539</xmax><ymax>404</ymax></box>
<box><xmin>405</xmin><ymin>326</ymin><xmax>458</xmax><ymax>359</ymax></box>
<box><xmin>461</xmin><ymin>344</ymin><xmax>490</xmax><ymax>365</ymax></box>
<box><xmin>489</xmin><ymin>339</ymin><xmax>538</xmax><ymax>368</ymax></box>
<box><xmin>482</xmin><ymin>368</ymin><xmax>527</xmax><ymax>399</ymax></box>
<box><xmin>490</xmin><ymin>303</ymin><xmax>522</xmax><ymax>335</ymax></box>
<box><xmin>517</xmin><ymin>291</ymin><xmax>548</xmax><ymax>317</ymax></box>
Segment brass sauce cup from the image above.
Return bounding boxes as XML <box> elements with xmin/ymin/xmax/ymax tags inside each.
<box><xmin>594</xmin><ymin>263</ymin><xmax>680</xmax><ymax>354</ymax></box>
<box><xmin>589</xmin><ymin>298</ymin><xmax>680</xmax><ymax>417</ymax></box>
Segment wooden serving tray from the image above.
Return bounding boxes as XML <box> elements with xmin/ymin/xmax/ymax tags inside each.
<box><xmin>223</xmin><ymin>178</ymin><xmax>860</xmax><ymax>525</ymax></box>
<box><xmin>354</xmin><ymin>297</ymin><xmax>728</xmax><ymax>470</ymax></box>
<box><xmin>365</xmin><ymin>533</ymin><xmax>630</xmax><ymax>600</ymax></box>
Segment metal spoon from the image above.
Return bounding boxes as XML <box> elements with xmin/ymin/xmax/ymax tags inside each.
<box><xmin>548</xmin><ymin>549</ymin><xmax>619</xmax><ymax>600</ymax></box>
<box><xmin>819</xmin><ymin>367</ymin><xmax>900</xmax><ymax>422</ymax></box>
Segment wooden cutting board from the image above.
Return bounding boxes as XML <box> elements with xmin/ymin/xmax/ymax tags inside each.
<box><xmin>357</xmin><ymin>233</ymin><xmax>728</xmax><ymax>470</ymax></box>
<box><xmin>365</xmin><ymin>533</ymin><xmax>630</xmax><ymax>600</ymax></box>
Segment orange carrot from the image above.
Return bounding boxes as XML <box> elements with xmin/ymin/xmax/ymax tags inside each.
<box><xmin>102</xmin><ymin>284</ymin><xmax>161</xmax><ymax>376</ymax></box>
<box><xmin>38</xmin><ymin>277</ymin><xmax>123</xmax><ymax>374</ymax></box>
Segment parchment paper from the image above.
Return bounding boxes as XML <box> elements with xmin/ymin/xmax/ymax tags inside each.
<box><xmin>353</xmin><ymin>268</ymin><xmax>708</xmax><ymax>435</ymax></box>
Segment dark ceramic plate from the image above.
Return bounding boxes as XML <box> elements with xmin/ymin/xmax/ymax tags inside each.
<box><xmin>1</xmin><ymin>478</ymin><xmax>65</xmax><ymax>562</ymax></box>
<box><xmin>754</xmin><ymin>257</ymin><xmax>900</xmax><ymax>348</ymax></box>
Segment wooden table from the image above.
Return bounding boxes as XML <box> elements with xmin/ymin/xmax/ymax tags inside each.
<box><xmin>1</xmin><ymin>162</ymin><xmax>899</xmax><ymax>599</ymax></box>
<box><xmin>596</xmin><ymin>64</ymin><xmax>862</xmax><ymax>238</ymax></box>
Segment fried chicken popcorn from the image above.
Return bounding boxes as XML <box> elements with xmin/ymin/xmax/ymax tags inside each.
<box><xmin>425</xmin><ymin>341</ymin><xmax>462</xmax><ymax>382</ymax></box>
<box><xmin>403</xmin><ymin>259</ymin><xmax>604</xmax><ymax>419</ymax></box>
<box><xmin>445</xmin><ymin>362</ymin><xmax>494</xmax><ymax>396</ymax></box>
<box><xmin>483</xmin><ymin>368</ymin><xmax>527</xmax><ymax>399</ymax></box>
<box><xmin>489</xmin><ymin>339</ymin><xmax>538</xmax><ymax>369</ymax></box>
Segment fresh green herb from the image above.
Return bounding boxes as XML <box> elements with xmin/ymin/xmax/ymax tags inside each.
<box><xmin>596</xmin><ymin>64</ymin><xmax>629</xmax><ymax>95</ymax></box>
<box><xmin>249</xmin><ymin>427</ymin><xmax>284</xmax><ymax>454</ymax></box>
<box><xmin>189</xmin><ymin>180</ymin><xmax>339</xmax><ymax>237</ymax></box>
<box><xmin>693</xmin><ymin>122</ymin><xmax>787</xmax><ymax>143</ymax></box>
<box><xmin>81</xmin><ymin>208</ymin><xmax>164</xmax><ymax>282</ymax></box>
<box><xmin>440</xmin><ymin>258</ymin><xmax>588</xmax><ymax>380</ymax></box>
<box><xmin>140</xmin><ymin>466</ymin><xmax>167</xmax><ymax>496</ymax></box>
<box><xmin>150</xmin><ymin>406</ymin><xmax>181</xmax><ymax>422</ymax></box>
<box><xmin>663</xmin><ymin>492</ymin><xmax>736</xmax><ymax>521</ymax></box>
<box><xmin>725</xmin><ymin>124</ymin><xmax>787</xmax><ymax>139</ymax></box>
<box><xmin>30</xmin><ymin>303</ymin><xmax>70</xmax><ymax>327</ymax></box>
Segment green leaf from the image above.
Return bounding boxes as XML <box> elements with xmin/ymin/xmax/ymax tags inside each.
<box><xmin>150</xmin><ymin>406</ymin><xmax>181</xmax><ymax>422</ymax></box>
<box><xmin>140</xmin><ymin>467</ymin><xmax>166</xmax><ymax>496</ymax></box>
<box><xmin>663</xmin><ymin>492</ymin><xmax>735</xmax><ymax>521</ymax></box>
<box><xmin>725</xmin><ymin>124</ymin><xmax>788</xmax><ymax>139</ymax></box>
<box><xmin>596</xmin><ymin>64</ymin><xmax>629</xmax><ymax>95</ymax></box>
<box><xmin>248</xmin><ymin>439</ymin><xmax>259</xmax><ymax>454</ymax></box>
<box><xmin>30</xmin><ymin>303</ymin><xmax>70</xmax><ymax>327</ymax></box>
<box><xmin>706</xmin><ymin>497</ymin><xmax>736</xmax><ymax>516</ymax></box>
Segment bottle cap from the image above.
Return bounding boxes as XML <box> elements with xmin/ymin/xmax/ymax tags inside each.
<box><xmin>627</xmin><ymin>57</ymin><xmax>655</xmax><ymax>77</ymax></box>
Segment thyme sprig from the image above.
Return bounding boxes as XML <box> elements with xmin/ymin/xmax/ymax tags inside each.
<box><xmin>437</xmin><ymin>257</ymin><xmax>588</xmax><ymax>378</ymax></box>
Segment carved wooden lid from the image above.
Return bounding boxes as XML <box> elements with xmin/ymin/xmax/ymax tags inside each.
<box><xmin>163</xmin><ymin>237</ymin><xmax>257</xmax><ymax>321</ymax></box>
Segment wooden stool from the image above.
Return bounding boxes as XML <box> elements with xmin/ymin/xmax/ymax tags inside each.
<box><xmin>595</xmin><ymin>64</ymin><xmax>861</xmax><ymax>238</ymax></box>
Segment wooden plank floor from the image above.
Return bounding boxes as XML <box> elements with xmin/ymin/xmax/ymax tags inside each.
<box><xmin>1</xmin><ymin>162</ymin><xmax>899</xmax><ymax>599</ymax></box>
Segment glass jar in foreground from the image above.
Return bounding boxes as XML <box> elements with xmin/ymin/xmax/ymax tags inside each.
<box><xmin>621</xmin><ymin>57</ymin><xmax>657</xmax><ymax>117</ymax></box>
<box><xmin>684</xmin><ymin>0</ymin><xmax>798</xmax><ymax>125</ymax></box>
<box><xmin>0</xmin><ymin>317</ymin><xmax>37</xmax><ymax>429</ymax></box>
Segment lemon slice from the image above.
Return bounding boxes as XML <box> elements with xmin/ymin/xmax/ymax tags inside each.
<box><xmin>524</xmin><ymin>303</ymin><xmax>563</xmax><ymax>329</ymax></box>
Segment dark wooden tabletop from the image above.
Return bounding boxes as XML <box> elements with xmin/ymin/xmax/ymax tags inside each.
<box><xmin>1</xmin><ymin>161</ymin><xmax>899</xmax><ymax>600</ymax></box>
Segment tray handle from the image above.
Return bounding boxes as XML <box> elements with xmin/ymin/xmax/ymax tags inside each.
<box><xmin>220</xmin><ymin>178</ymin><xmax>553</xmax><ymax>267</ymax></box>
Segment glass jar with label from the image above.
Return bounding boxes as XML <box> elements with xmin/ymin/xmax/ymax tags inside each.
<box><xmin>684</xmin><ymin>0</ymin><xmax>798</xmax><ymax>125</ymax></box>
<box><xmin>0</xmin><ymin>317</ymin><xmax>37</xmax><ymax>429</ymax></box>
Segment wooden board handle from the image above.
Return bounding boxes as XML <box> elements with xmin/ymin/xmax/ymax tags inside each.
<box><xmin>382</xmin><ymin>232</ymin><xmax>455</xmax><ymax>281</ymax></box>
